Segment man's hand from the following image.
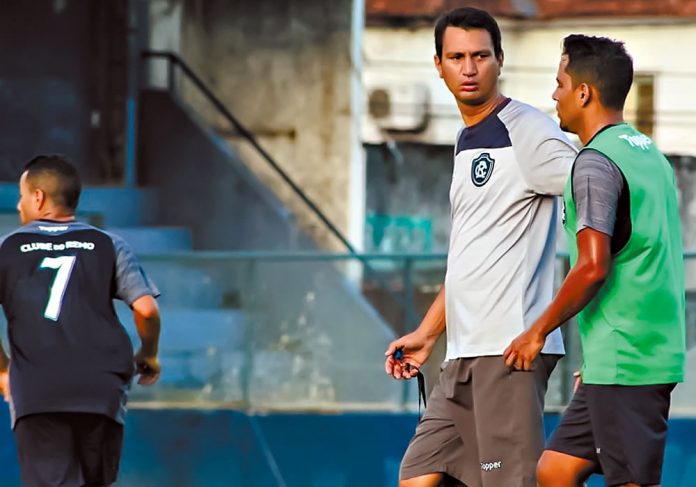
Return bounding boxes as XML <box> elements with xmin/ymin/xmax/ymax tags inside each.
<box><xmin>573</xmin><ymin>370</ymin><xmax>582</xmax><ymax>393</ymax></box>
<box><xmin>384</xmin><ymin>331</ymin><xmax>434</xmax><ymax>380</ymax></box>
<box><xmin>0</xmin><ymin>369</ymin><xmax>8</xmax><ymax>403</ymax></box>
<box><xmin>134</xmin><ymin>349</ymin><xmax>161</xmax><ymax>386</ymax></box>
<box><xmin>503</xmin><ymin>328</ymin><xmax>546</xmax><ymax>371</ymax></box>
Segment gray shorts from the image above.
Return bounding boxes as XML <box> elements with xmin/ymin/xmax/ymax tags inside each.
<box><xmin>400</xmin><ymin>354</ymin><xmax>560</xmax><ymax>487</ymax></box>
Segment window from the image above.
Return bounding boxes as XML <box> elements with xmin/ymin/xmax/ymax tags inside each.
<box><xmin>625</xmin><ymin>74</ymin><xmax>655</xmax><ymax>137</ymax></box>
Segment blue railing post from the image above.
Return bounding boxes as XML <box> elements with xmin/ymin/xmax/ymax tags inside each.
<box><xmin>240</xmin><ymin>258</ymin><xmax>257</xmax><ymax>409</ymax></box>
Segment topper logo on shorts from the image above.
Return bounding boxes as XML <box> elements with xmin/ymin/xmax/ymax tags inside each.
<box><xmin>480</xmin><ymin>461</ymin><xmax>502</xmax><ymax>472</ymax></box>
<box><xmin>471</xmin><ymin>153</ymin><xmax>495</xmax><ymax>187</ymax></box>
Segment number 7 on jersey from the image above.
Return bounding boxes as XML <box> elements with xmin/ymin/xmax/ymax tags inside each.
<box><xmin>40</xmin><ymin>256</ymin><xmax>77</xmax><ymax>321</ymax></box>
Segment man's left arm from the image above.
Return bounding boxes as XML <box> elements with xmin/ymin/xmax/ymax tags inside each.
<box><xmin>0</xmin><ymin>342</ymin><xmax>9</xmax><ymax>402</ymax></box>
<box><xmin>503</xmin><ymin>228</ymin><xmax>612</xmax><ymax>370</ymax></box>
<box><xmin>0</xmin><ymin>253</ymin><xmax>8</xmax><ymax>400</ymax></box>
<box><xmin>110</xmin><ymin>233</ymin><xmax>161</xmax><ymax>385</ymax></box>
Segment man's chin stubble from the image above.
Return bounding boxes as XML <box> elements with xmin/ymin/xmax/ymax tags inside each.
<box><xmin>458</xmin><ymin>96</ymin><xmax>488</xmax><ymax>107</ymax></box>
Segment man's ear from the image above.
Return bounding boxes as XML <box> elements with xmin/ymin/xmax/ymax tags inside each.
<box><xmin>498</xmin><ymin>50</ymin><xmax>504</xmax><ymax>73</ymax></box>
<box><xmin>578</xmin><ymin>83</ymin><xmax>592</xmax><ymax>107</ymax></box>
<box><xmin>434</xmin><ymin>54</ymin><xmax>443</xmax><ymax>79</ymax></box>
<box><xmin>33</xmin><ymin>188</ymin><xmax>46</xmax><ymax>211</ymax></box>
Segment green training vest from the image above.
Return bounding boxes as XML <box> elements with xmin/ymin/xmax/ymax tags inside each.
<box><xmin>562</xmin><ymin>123</ymin><xmax>685</xmax><ymax>385</ymax></box>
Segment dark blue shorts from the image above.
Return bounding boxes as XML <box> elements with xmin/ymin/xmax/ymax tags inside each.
<box><xmin>547</xmin><ymin>382</ymin><xmax>675</xmax><ymax>486</ymax></box>
<box><xmin>14</xmin><ymin>412</ymin><xmax>124</xmax><ymax>487</ymax></box>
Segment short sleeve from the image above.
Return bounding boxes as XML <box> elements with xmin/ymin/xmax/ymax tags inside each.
<box><xmin>572</xmin><ymin>150</ymin><xmax>624</xmax><ymax>236</ymax></box>
<box><xmin>110</xmin><ymin>233</ymin><xmax>160</xmax><ymax>305</ymax></box>
<box><xmin>517</xmin><ymin>136</ymin><xmax>577</xmax><ymax>196</ymax></box>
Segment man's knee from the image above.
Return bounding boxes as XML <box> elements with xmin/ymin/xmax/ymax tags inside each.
<box><xmin>536</xmin><ymin>455</ymin><xmax>560</xmax><ymax>487</ymax></box>
<box><xmin>537</xmin><ymin>450</ymin><xmax>595</xmax><ymax>487</ymax></box>
<box><xmin>399</xmin><ymin>472</ymin><xmax>443</xmax><ymax>487</ymax></box>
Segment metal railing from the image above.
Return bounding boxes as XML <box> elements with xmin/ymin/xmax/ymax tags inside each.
<box><xmin>140</xmin><ymin>51</ymin><xmax>358</xmax><ymax>256</ymax></box>
<box><xmin>119</xmin><ymin>250</ymin><xmax>696</xmax><ymax>413</ymax></box>
<box><xmin>139</xmin><ymin>51</ymin><xmax>411</xmax><ymax>317</ymax></box>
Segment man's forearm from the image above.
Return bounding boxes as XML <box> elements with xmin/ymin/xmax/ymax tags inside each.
<box><xmin>0</xmin><ymin>344</ymin><xmax>8</xmax><ymax>371</ymax></box>
<box><xmin>533</xmin><ymin>261</ymin><xmax>606</xmax><ymax>338</ymax></box>
<box><xmin>416</xmin><ymin>284</ymin><xmax>447</xmax><ymax>342</ymax></box>
<box><xmin>134</xmin><ymin>313</ymin><xmax>160</xmax><ymax>357</ymax></box>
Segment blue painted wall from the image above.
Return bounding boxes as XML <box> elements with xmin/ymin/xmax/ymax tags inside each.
<box><xmin>0</xmin><ymin>404</ymin><xmax>694</xmax><ymax>486</ymax></box>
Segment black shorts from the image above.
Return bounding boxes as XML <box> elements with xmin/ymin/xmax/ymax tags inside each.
<box><xmin>547</xmin><ymin>382</ymin><xmax>675</xmax><ymax>486</ymax></box>
<box><xmin>14</xmin><ymin>412</ymin><xmax>124</xmax><ymax>487</ymax></box>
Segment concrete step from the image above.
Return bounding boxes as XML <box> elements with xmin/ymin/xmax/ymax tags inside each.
<box><xmin>0</xmin><ymin>184</ymin><xmax>159</xmax><ymax>227</ymax></box>
<box><xmin>0</xmin><ymin>215</ymin><xmax>191</xmax><ymax>255</ymax></box>
<box><xmin>115</xmin><ymin>303</ymin><xmax>248</xmax><ymax>390</ymax></box>
<box><xmin>139</xmin><ymin>260</ymin><xmax>224</xmax><ymax>308</ymax></box>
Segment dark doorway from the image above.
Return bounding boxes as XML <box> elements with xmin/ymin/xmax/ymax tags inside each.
<box><xmin>0</xmin><ymin>0</ymin><xmax>128</xmax><ymax>183</ymax></box>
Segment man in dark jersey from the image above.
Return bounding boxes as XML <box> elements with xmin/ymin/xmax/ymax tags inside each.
<box><xmin>0</xmin><ymin>155</ymin><xmax>161</xmax><ymax>486</ymax></box>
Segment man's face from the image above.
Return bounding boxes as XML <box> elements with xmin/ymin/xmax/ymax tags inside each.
<box><xmin>17</xmin><ymin>172</ymin><xmax>40</xmax><ymax>225</ymax></box>
<box><xmin>435</xmin><ymin>27</ymin><xmax>502</xmax><ymax>107</ymax></box>
<box><xmin>552</xmin><ymin>55</ymin><xmax>581</xmax><ymax>133</ymax></box>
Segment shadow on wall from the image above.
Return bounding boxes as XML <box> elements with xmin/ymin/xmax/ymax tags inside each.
<box><xmin>138</xmin><ymin>89</ymin><xmax>314</xmax><ymax>251</ymax></box>
<box><xmin>0</xmin><ymin>0</ymin><xmax>97</xmax><ymax>182</ymax></box>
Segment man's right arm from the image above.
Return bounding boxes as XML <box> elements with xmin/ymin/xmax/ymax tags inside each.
<box><xmin>111</xmin><ymin>233</ymin><xmax>162</xmax><ymax>385</ymax></box>
<box><xmin>384</xmin><ymin>284</ymin><xmax>446</xmax><ymax>380</ymax></box>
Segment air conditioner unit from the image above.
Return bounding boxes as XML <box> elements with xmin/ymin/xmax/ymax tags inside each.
<box><xmin>367</xmin><ymin>83</ymin><xmax>430</xmax><ymax>132</ymax></box>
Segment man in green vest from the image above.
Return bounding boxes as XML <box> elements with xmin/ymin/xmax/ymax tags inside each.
<box><xmin>503</xmin><ymin>34</ymin><xmax>685</xmax><ymax>487</ymax></box>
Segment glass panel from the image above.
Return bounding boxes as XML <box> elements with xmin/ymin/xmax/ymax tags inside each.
<box><xmin>1</xmin><ymin>252</ymin><xmax>694</xmax><ymax>413</ymax></box>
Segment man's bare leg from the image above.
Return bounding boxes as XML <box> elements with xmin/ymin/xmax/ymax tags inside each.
<box><xmin>537</xmin><ymin>450</ymin><xmax>595</xmax><ymax>487</ymax></box>
<box><xmin>400</xmin><ymin>472</ymin><xmax>444</xmax><ymax>487</ymax></box>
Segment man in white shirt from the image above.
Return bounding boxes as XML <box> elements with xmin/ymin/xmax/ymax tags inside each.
<box><xmin>384</xmin><ymin>7</ymin><xmax>576</xmax><ymax>487</ymax></box>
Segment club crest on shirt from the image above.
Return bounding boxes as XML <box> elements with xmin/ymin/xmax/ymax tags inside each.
<box><xmin>471</xmin><ymin>152</ymin><xmax>495</xmax><ymax>187</ymax></box>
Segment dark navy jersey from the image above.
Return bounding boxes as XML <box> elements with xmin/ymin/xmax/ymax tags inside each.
<box><xmin>0</xmin><ymin>220</ymin><xmax>159</xmax><ymax>427</ymax></box>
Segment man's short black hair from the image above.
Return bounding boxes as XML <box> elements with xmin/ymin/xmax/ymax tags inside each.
<box><xmin>23</xmin><ymin>155</ymin><xmax>81</xmax><ymax>212</ymax></box>
<box><xmin>563</xmin><ymin>34</ymin><xmax>633</xmax><ymax>111</ymax></box>
<box><xmin>434</xmin><ymin>7</ymin><xmax>503</xmax><ymax>60</ymax></box>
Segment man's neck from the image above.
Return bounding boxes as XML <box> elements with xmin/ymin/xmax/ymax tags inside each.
<box><xmin>36</xmin><ymin>211</ymin><xmax>76</xmax><ymax>223</ymax></box>
<box><xmin>458</xmin><ymin>93</ymin><xmax>506</xmax><ymax>127</ymax></box>
<box><xmin>578</xmin><ymin>110</ymin><xmax>624</xmax><ymax>145</ymax></box>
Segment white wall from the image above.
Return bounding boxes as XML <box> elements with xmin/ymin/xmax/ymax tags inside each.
<box><xmin>146</xmin><ymin>0</ymin><xmax>183</xmax><ymax>89</ymax></box>
<box><xmin>363</xmin><ymin>18</ymin><xmax>696</xmax><ymax>156</ymax></box>
<box><xmin>146</xmin><ymin>0</ymin><xmax>364</xmax><ymax>250</ymax></box>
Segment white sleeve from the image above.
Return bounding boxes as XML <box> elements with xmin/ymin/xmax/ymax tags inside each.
<box><xmin>500</xmin><ymin>103</ymin><xmax>578</xmax><ymax>196</ymax></box>
<box><xmin>517</xmin><ymin>136</ymin><xmax>577</xmax><ymax>196</ymax></box>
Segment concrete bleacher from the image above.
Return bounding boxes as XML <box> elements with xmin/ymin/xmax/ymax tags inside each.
<box><xmin>0</xmin><ymin>183</ymin><xmax>249</xmax><ymax>404</ymax></box>
<box><xmin>115</xmin><ymin>301</ymin><xmax>248</xmax><ymax>402</ymax></box>
<box><xmin>0</xmin><ymin>180</ymin><xmax>401</xmax><ymax>409</ymax></box>
<box><xmin>0</xmin><ymin>183</ymin><xmax>192</xmax><ymax>254</ymax></box>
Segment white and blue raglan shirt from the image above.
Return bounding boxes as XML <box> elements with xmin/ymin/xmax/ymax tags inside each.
<box><xmin>445</xmin><ymin>98</ymin><xmax>577</xmax><ymax>359</ymax></box>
